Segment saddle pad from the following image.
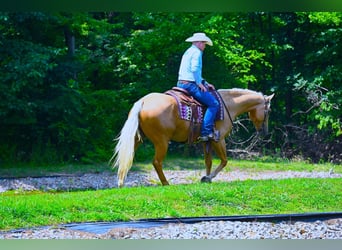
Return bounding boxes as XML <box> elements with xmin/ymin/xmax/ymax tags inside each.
<box><xmin>165</xmin><ymin>89</ymin><xmax>224</xmax><ymax>123</ymax></box>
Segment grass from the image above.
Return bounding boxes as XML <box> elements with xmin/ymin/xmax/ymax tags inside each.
<box><xmin>0</xmin><ymin>162</ymin><xmax>112</xmax><ymax>178</ymax></box>
<box><xmin>0</xmin><ymin>178</ymin><xmax>341</xmax><ymax>230</ymax></box>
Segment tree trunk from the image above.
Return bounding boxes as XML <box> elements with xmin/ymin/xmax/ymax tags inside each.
<box><xmin>64</xmin><ymin>26</ymin><xmax>75</xmax><ymax>57</ymax></box>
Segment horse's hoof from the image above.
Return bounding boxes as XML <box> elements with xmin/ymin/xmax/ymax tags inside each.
<box><xmin>201</xmin><ymin>176</ymin><xmax>212</xmax><ymax>183</ymax></box>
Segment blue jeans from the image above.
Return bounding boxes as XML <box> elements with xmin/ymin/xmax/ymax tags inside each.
<box><xmin>177</xmin><ymin>82</ymin><xmax>219</xmax><ymax>136</ymax></box>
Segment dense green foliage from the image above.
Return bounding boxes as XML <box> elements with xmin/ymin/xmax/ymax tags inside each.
<box><xmin>0</xmin><ymin>12</ymin><xmax>341</xmax><ymax>165</ymax></box>
<box><xmin>1</xmin><ymin>178</ymin><xmax>341</xmax><ymax>230</ymax></box>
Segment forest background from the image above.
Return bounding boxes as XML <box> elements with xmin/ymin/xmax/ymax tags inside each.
<box><xmin>0</xmin><ymin>12</ymin><xmax>341</xmax><ymax>166</ymax></box>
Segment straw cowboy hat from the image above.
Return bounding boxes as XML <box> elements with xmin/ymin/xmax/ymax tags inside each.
<box><xmin>185</xmin><ymin>33</ymin><xmax>213</xmax><ymax>46</ymax></box>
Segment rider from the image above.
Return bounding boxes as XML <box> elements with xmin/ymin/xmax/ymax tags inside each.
<box><xmin>177</xmin><ymin>33</ymin><xmax>219</xmax><ymax>142</ymax></box>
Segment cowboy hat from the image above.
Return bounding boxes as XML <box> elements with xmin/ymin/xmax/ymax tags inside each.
<box><xmin>185</xmin><ymin>33</ymin><xmax>213</xmax><ymax>46</ymax></box>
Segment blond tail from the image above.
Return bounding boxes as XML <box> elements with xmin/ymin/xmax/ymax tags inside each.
<box><xmin>111</xmin><ymin>100</ymin><xmax>143</xmax><ymax>187</ymax></box>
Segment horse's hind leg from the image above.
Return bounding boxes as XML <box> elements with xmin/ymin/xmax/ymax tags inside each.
<box><xmin>152</xmin><ymin>138</ymin><xmax>170</xmax><ymax>185</ymax></box>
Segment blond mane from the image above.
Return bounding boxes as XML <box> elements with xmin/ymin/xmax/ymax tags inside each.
<box><xmin>219</xmin><ymin>88</ymin><xmax>263</xmax><ymax>97</ymax></box>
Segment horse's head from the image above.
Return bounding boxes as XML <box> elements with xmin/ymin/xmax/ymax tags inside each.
<box><xmin>248</xmin><ymin>93</ymin><xmax>274</xmax><ymax>136</ymax></box>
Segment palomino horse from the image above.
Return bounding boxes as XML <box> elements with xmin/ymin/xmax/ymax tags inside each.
<box><xmin>111</xmin><ymin>88</ymin><xmax>274</xmax><ymax>187</ymax></box>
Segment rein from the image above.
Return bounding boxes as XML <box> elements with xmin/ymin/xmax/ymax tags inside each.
<box><xmin>216</xmin><ymin>90</ymin><xmax>234</xmax><ymax>128</ymax></box>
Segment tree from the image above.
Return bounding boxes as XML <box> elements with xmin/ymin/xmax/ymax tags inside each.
<box><xmin>0</xmin><ymin>12</ymin><xmax>340</xmax><ymax>165</ymax></box>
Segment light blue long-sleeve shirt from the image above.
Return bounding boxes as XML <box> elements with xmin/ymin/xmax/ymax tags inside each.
<box><xmin>178</xmin><ymin>45</ymin><xmax>203</xmax><ymax>85</ymax></box>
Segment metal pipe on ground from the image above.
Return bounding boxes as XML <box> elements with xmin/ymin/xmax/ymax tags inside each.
<box><xmin>64</xmin><ymin>212</ymin><xmax>342</xmax><ymax>234</ymax></box>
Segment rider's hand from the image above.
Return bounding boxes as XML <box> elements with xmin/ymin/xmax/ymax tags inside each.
<box><xmin>206</xmin><ymin>83</ymin><xmax>216</xmax><ymax>90</ymax></box>
<box><xmin>198</xmin><ymin>83</ymin><xmax>208</xmax><ymax>92</ymax></box>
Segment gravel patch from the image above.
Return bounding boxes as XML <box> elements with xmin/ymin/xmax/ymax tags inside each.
<box><xmin>1</xmin><ymin>169</ymin><xmax>341</xmax><ymax>192</ymax></box>
<box><xmin>1</xmin><ymin>169</ymin><xmax>341</xmax><ymax>239</ymax></box>
<box><xmin>1</xmin><ymin>219</ymin><xmax>341</xmax><ymax>239</ymax></box>
<box><xmin>0</xmin><ymin>227</ymin><xmax>101</xmax><ymax>239</ymax></box>
<box><xmin>104</xmin><ymin>218</ymin><xmax>342</xmax><ymax>239</ymax></box>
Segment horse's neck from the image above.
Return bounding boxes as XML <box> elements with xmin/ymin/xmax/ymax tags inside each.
<box><xmin>224</xmin><ymin>91</ymin><xmax>263</xmax><ymax>118</ymax></box>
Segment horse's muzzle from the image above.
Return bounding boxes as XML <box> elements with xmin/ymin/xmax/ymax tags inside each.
<box><xmin>257</xmin><ymin>126</ymin><xmax>268</xmax><ymax>137</ymax></box>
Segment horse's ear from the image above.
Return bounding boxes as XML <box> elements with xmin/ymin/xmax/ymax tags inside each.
<box><xmin>266</xmin><ymin>93</ymin><xmax>275</xmax><ymax>101</ymax></box>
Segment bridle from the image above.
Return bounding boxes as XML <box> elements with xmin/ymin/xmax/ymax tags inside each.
<box><xmin>261</xmin><ymin>96</ymin><xmax>271</xmax><ymax>130</ymax></box>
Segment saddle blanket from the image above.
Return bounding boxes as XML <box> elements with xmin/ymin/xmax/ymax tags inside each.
<box><xmin>165</xmin><ymin>88</ymin><xmax>224</xmax><ymax>123</ymax></box>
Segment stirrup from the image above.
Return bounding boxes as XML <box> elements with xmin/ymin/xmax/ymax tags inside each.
<box><xmin>213</xmin><ymin>129</ymin><xmax>220</xmax><ymax>142</ymax></box>
<box><xmin>197</xmin><ymin>133</ymin><xmax>214</xmax><ymax>142</ymax></box>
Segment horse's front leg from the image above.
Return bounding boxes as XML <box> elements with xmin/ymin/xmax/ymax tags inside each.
<box><xmin>201</xmin><ymin>141</ymin><xmax>213</xmax><ymax>183</ymax></box>
<box><xmin>201</xmin><ymin>139</ymin><xmax>228</xmax><ymax>183</ymax></box>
